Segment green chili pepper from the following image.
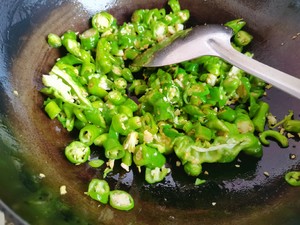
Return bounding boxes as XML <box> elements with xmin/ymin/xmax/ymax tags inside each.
<box><xmin>92</xmin><ymin>11</ymin><xmax>116</xmax><ymax>32</ymax></box>
<box><xmin>61</xmin><ymin>31</ymin><xmax>81</xmax><ymax>57</ymax></box>
<box><xmin>88</xmin><ymin>159</ymin><xmax>105</xmax><ymax>168</ymax></box>
<box><xmin>205</xmin><ymin>116</ymin><xmax>229</xmax><ymax>133</ymax></box>
<box><xmin>65</xmin><ymin>141</ymin><xmax>90</xmax><ymax>165</ymax></box>
<box><xmin>237</xmin><ymin>77</ymin><xmax>251</xmax><ymax>103</ymax></box>
<box><xmin>123</xmin><ymin>98</ymin><xmax>138</xmax><ymax>113</ymax></box>
<box><xmin>84</xmin><ymin>108</ymin><xmax>106</xmax><ymax>128</ymax></box>
<box><xmin>114</xmin><ymin>77</ymin><xmax>127</xmax><ymax>92</ymax></box>
<box><xmin>56</xmin><ymin>53</ymin><xmax>83</xmax><ymax>66</ymax></box>
<box><xmin>184</xmin><ymin>162</ymin><xmax>202</xmax><ymax>177</ymax></box>
<box><xmin>182</xmin><ymin>104</ymin><xmax>204</xmax><ymax>117</ymax></box>
<box><xmin>103</xmin><ymin>126</ymin><xmax>125</xmax><ymax>160</ymax></box>
<box><xmin>104</xmin><ymin>137</ymin><xmax>125</xmax><ymax>160</ymax></box>
<box><xmin>111</xmin><ymin>113</ymin><xmax>130</xmax><ymax>136</ymax></box>
<box><xmin>173</xmin><ymin>133</ymin><xmax>262</xmax><ymax>176</ymax></box>
<box><xmin>140</xmin><ymin>112</ymin><xmax>159</xmax><ymax>135</ymax></box>
<box><xmin>79</xmin><ymin>124</ymin><xmax>105</xmax><ymax>146</ymax></box>
<box><xmin>79</xmin><ymin>28</ymin><xmax>100</xmax><ymax>50</ymax></box>
<box><xmin>95</xmin><ymin>38</ymin><xmax>113</xmax><ymax>74</ymax></box>
<box><xmin>109</xmin><ymin>190</ymin><xmax>134</xmax><ymax>211</ymax></box>
<box><xmin>224</xmin><ymin>19</ymin><xmax>246</xmax><ymax>34</ymax></box>
<box><xmin>73</xmin><ymin>108</ymin><xmax>88</xmax><ymax>123</ymax></box>
<box><xmin>235</xmin><ymin>109</ymin><xmax>255</xmax><ymax>134</ymax></box>
<box><xmin>162</xmin><ymin>124</ymin><xmax>183</xmax><ymax>139</ymax></box>
<box><xmin>47</xmin><ymin>33</ymin><xmax>62</xmax><ymax>48</ymax></box>
<box><xmin>168</xmin><ymin>0</ymin><xmax>181</xmax><ymax>12</ymax></box>
<box><xmin>222</xmin><ymin>76</ymin><xmax>240</xmax><ymax>95</ymax></box>
<box><xmin>122</xmin><ymin>150</ymin><xmax>133</xmax><ymax>170</ymax></box>
<box><xmin>208</xmin><ymin>86</ymin><xmax>227</xmax><ymax>107</ymax></box>
<box><xmin>129</xmin><ymin>79</ymin><xmax>147</xmax><ymax>96</ymax></box>
<box><xmin>248</xmin><ymin>95</ymin><xmax>260</xmax><ymax>118</ymax></box>
<box><xmin>93</xmin><ymin>133</ymin><xmax>108</xmax><ymax>147</ymax></box>
<box><xmin>284</xmin><ymin>171</ymin><xmax>300</xmax><ymax>186</ymax></box>
<box><xmin>133</xmin><ymin>144</ymin><xmax>166</xmax><ymax>169</ymax></box>
<box><xmin>195</xmin><ymin>123</ymin><xmax>213</xmax><ymax>141</ymax></box>
<box><xmin>87</xmin><ymin>179</ymin><xmax>110</xmax><ymax>204</ymax></box>
<box><xmin>145</xmin><ymin>167</ymin><xmax>170</xmax><ymax>184</ymax></box>
<box><xmin>121</xmin><ymin>68</ymin><xmax>134</xmax><ymax>82</ymax></box>
<box><xmin>283</xmin><ymin>120</ymin><xmax>300</xmax><ymax>133</ymax></box>
<box><xmin>183</xmin><ymin>83</ymin><xmax>209</xmax><ymax>105</ymax></box>
<box><xmin>217</xmin><ymin>106</ymin><xmax>236</xmax><ymax>122</ymax></box>
<box><xmin>81</xmin><ymin>62</ymin><xmax>96</xmax><ymax>79</ymax></box>
<box><xmin>44</xmin><ymin>100</ymin><xmax>61</xmax><ymax>119</ymax></box>
<box><xmin>234</xmin><ymin>30</ymin><xmax>253</xmax><ymax>47</ymax></box>
<box><xmin>259</xmin><ymin>130</ymin><xmax>289</xmax><ymax>147</ymax></box>
<box><xmin>195</xmin><ymin>178</ymin><xmax>206</xmax><ymax>186</ymax></box>
<box><xmin>252</xmin><ymin>101</ymin><xmax>269</xmax><ymax>132</ymax></box>
<box><xmin>107</xmin><ymin>90</ymin><xmax>126</xmax><ymax>105</ymax></box>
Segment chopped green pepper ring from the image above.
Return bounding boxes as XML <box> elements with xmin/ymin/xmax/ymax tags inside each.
<box><xmin>283</xmin><ymin>119</ymin><xmax>300</xmax><ymax>133</ymax></box>
<box><xmin>259</xmin><ymin>130</ymin><xmax>289</xmax><ymax>148</ymax></box>
<box><xmin>79</xmin><ymin>124</ymin><xmax>105</xmax><ymax>146</ymax></box>
<box><xmin>284</xmin><ymin>171</ymin><xmax>300</xmax><ymax>186</ymax></box>
<box><xmin>109</xmin><ymin>190</ymin><xmax>134</xmax><ymax>211</ymax></box>
<box><xmin>44</xmin><ymin>100</ymin><xmax>61</xmax><ymax>119</ymax></box>
<box><xmin>145</xmin><ymin>167</ymin><xmax>170</xmax><ymax>184</ymax></box>
<box><xmin>87</xmin><ymin>179</ymin><xmax>110</xmax><ymax>204</ymax></box>
<box><xmin>65</xmin><ymin>141</ymin><xmax>91</xmax><ymax>165</ymax></box>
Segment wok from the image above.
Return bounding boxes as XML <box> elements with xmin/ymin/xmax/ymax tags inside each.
<box><xmin>0</xmin><ymin>0</ymin><xmax>299</xmax><ymax>224</ymax></box>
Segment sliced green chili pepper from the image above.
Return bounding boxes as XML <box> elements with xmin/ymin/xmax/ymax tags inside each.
<box><xmin>168</xmin><ymin>0</ymin><xmax>181</xmax><ymax>12</ymax></box>
<box><xmin>79</xmin><ymin>28</ymin><xmax>100</xmax><ymax>50</ymax></box>
<box><xmin>92</xmin><ymin>11</ymin><xmax>116</xmax><ymax>32</ymax></box>
<box><xmin>61</xmin><ymin>31</ymin><xmax>81</xmax><ymax>58</ymax></box>
<box><xmin>44</xmin><ymin>100</ymin><xmax>61</xmax><ymax>119</ymax></box>
<box><xmin>284</xmin><ymin>171</ymin><xmax>300</xmax><ymax>186</ymax></box>
<box><xmin>84</xmin><ymin>108</ymin><xmax>106</xmax><ymax>128</ymax></box>
<box><xmin>259</xmin><ymin>130</ymin><xmax>289</xmax><ymax>147</ymax></box>
<box><xmin>187</xmin><ymin>122</ymin><xmax>213</xmax><ymax>142</ymax></box>
<box><xmin>205</xmin><ymin>116</ymin><xmax>229</xmax><ymax>133</ymax></box>
<box><xmin>217</xmin><ymin>106</ymin><xmax>236</xmax><ymax>122</ymax></box>
<box><xmin>111</xmin><ymin>113</ymin><xmax>141</xmax><ymax>136</ymax></box>
<box><xmin>252</xmin><ymin>101</ymin><xmax>269</xmax><ymax>133</ymax></box>
<box><xmin>88</xmin><ymin>159</ymin><xmax>105</xmax><ymax>168</ymax></box>
<box><xmin>65</xmin><ymin>141</ymin><xmax>90</xmax><ymax>165</ymax></box>
<box><xmin>235</xmin><ymin>109</ymin><xmax>255</xmax><ymax>134</ymax></box>
<box><xmin>195</xmin><ymin>178</ymin><xmax>206</xmax><ymax>186</ymax></box>
<box><xmin>103</xmin><ymin>126</ymin><xmax>125</xmax><ymax>160</ymax></box>
<box><xmin>87</xmin><ymin>179</ymin><xmax>110</xmax><ymax>204</ymax></box>
<box><xmin>109</xmin><ymin>190</ymin><xmax>134</xmax><ymax>211</ymax></box>
<box><xmin>93</xmin><ymin>133</ymin><xmax>108</xmax><ymax>147</ymax></box>
<box><xmin>145</xmin><ymin>167</ymin><xmax>170</xmax><ymax>184</ymax></box>
<box><xmin>224</xmin><ymin>19</ymin><xmax>246</xmax><ymax>34</ymax></box>
<box><xmin>121</xmin><ymin>150</ymin><xmax>133</xmax><ymax>170</ymax></box>
<box><xmin>234</xmin><ymin>30</ymin><xmax>253</xmax><ymax>47</ymax></box>
<box><xmin>184</xmin><ymin>162</ymin><xmax>202</xmax><ymax>177</ymax></box>
<box><xmin>88</xmin><ymin>77</ymin><xmax>108</xmax><ymax>98</ymax></box>
<box><xmin>47</xmin><ymin>33</ymin><xmax>62</xmax><ymax>48</ymax></box>
<box><xmin>133</xmin><ymin>144</ymin><xmax>166</xmax><ymax>169</ymax></box>
<box><xmin>283</xmin><ymin>119</ymin><xmax>300</xmax><ymax>133</ymax></box>
<box><xmin>79</xmin><ymin>124</ymin><xmax>105</xmax><ymax>146</ymax></box>
<box><xmin>56</xmin><ymin>53</ymin><xmax>83</xmax><ymax>66</ymax></box>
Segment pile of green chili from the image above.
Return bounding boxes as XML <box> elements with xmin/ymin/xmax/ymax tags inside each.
<box><xmin>41</xmin><ymin>0</ymin><xmax>300</xmax><ymax>211</ymax></box>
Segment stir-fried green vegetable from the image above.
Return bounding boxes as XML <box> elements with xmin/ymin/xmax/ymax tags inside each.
<box><xmin>42</xmin><ymin>0</ymin><xmax>299</xmax><ymax>211</ymax></box>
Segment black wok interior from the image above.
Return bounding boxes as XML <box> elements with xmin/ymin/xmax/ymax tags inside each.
<box><xmin>0</xmin><ymin>0</ymin><xmax>300</xmax><ymax>224</ymax></box>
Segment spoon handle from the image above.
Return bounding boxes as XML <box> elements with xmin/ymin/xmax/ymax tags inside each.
<box><xmin>209</xmin><ymin>39</ymin><xmax>300</xmax><ymax>99</ymax></box>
